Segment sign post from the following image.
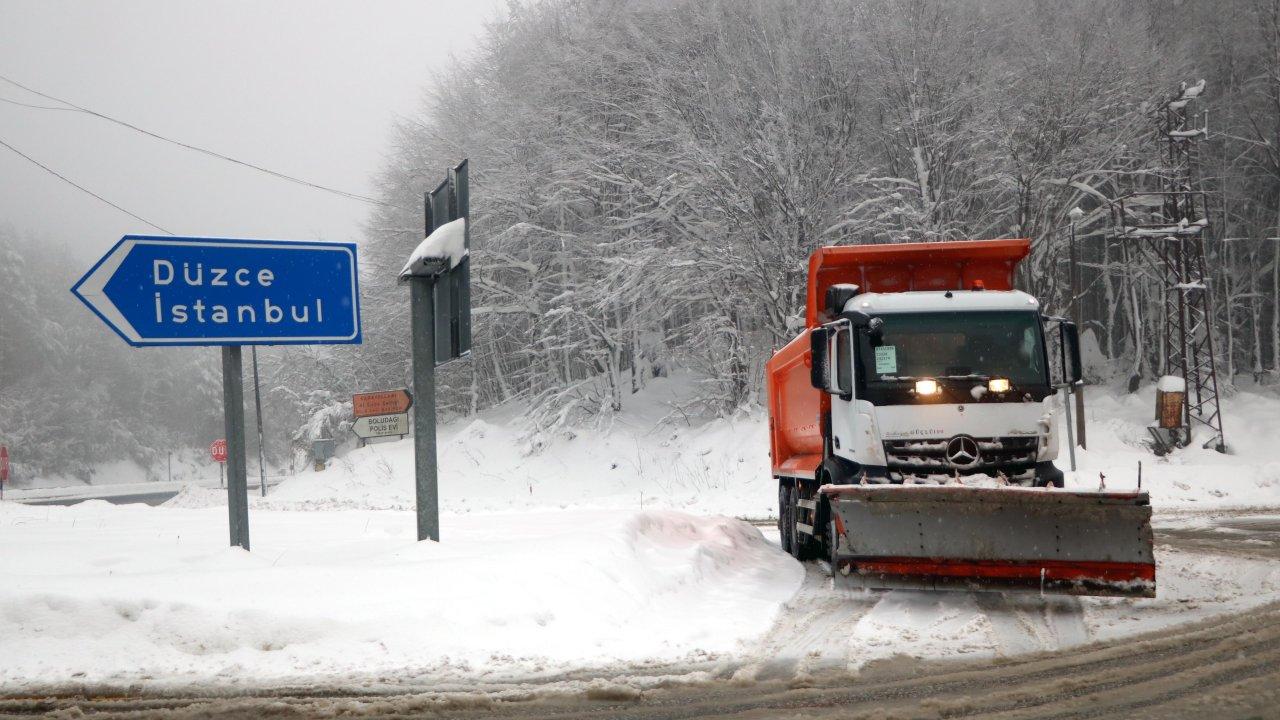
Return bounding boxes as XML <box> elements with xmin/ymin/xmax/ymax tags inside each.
<box><xmin>222</xmin><ymin>348</ymin><xmax>250</xmax><ymax>549</ymax></box>
<box><xmin>73</xmin><ymin>236</ymin><xmax>361</xmax><ymax>550</ymax></box>
<box><xmin>410</xmin><ymin>279</ymin><xmax>439</xmax><ymax>541</ymax></box>
<box><xmin>0</xmin><ymin>445</ymin><xmax>9</xmax><ymax>500</ymax></box>
<box><xmin>1067</xmin><ymin>207</ymin><xmax>1087</xmax><ymax>450</ymax></box>
<box><xmin>400</xmin><ymin>160</ymin><xmax>471</xmax><ymax>542</ymax></box>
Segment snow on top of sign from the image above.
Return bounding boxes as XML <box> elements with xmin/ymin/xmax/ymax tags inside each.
<box><xmin>400</xmin><ymin>218</ymin><xmax>467</xmax><ymax>278</ymax></box>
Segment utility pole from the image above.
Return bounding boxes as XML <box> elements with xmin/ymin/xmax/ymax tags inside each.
<box><xmin>1068</xmin><ymin>207</ymin><xmax>1087</xmax><ymax>450</ymax></box>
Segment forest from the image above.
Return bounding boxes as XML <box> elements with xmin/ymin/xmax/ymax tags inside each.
<box><xmin>3</xmin><ymin>0</ymin><xmax>1280</xmax><ymax>479</ymax></box>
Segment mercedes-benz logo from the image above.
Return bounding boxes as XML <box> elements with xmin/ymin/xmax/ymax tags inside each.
<box><xmin>946</xmin><ymin>435</ymin><xmax>981</xmax><ymax>468</ymax></box>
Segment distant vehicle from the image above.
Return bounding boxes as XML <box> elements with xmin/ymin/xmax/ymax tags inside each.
<box><xmin>767</xmin><ymin>239</ymin><xmax>1155</xmax><ymax>597</ymax></box>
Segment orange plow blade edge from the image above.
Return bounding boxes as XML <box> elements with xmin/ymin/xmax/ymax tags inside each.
<box><xmin>822</xmin><ymin>485</ymin><xmax>1156</xmax><ymax>598</ymax></box>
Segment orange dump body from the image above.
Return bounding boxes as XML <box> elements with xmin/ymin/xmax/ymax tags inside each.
<box><xmin>766</xmin><ymin>239</ymin><xmax>1031</xmax><ymax>479</ymax></box>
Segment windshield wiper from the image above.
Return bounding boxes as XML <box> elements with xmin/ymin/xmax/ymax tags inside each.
<box><xmin>875</xmin><ymin>374</ymin><xmax>991</xmax><ymax>382</ymax></box>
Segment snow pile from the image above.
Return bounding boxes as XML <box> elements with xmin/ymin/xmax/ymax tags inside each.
<box><xmin>161</xmin><ymin>485</ymin><xmax>227</xmax><ymax>509</ymax></box>
<box><xmin>0</xmin><ymin>502</ymin><xmax>801</xmax><ymax>690</ymax></box>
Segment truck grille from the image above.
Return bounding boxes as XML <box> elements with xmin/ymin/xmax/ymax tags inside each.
<box><xmin>884</xmin><ymin>436</ymin><xmax>1039</xmax><ymax>480</ymax></box>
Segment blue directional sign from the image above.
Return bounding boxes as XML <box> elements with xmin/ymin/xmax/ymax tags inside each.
<box><xmin>71</xmin><ymin>235</ymin><xmax>362</xmax><ymax>347</ymax></box>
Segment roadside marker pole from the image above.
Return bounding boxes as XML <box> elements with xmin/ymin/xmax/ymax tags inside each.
<box><xmin>1067</xmin><ymin>209</ymin><xmax>1088</xmax><ymax>450</ymax></box>
<box><xmin>1062</xmin><ymin>386</ymin><xmax>1078</xmax><ymax>472</ymax></box>
<box><xmin>222</xmin><ymin>346</ymin><xmax>250</xmax><ymax>550</ymax></box>
<box><xmin>410</xmin><ymin>276</ymin><xmax>439</xmax><ymax>542</ymax></box>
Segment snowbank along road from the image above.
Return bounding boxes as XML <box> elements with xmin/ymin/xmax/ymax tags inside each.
<box><xmin>4</xmin><ymin>513</ymin><xmax>1279</xmax><ymax>719</ymax></box>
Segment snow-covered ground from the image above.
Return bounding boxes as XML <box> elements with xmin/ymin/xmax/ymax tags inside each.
<box><xmin>1063</xmin><ymin>387</ymin><xmax>1280</xmax><ymax>510</ymax></box>
<box><xmin>0</xmin><ymin>503</ymin><xmax>799</xmax><ymax>689</ymax></box>
<box><xmin>2</xmin><ymin>375</ymin><xmax>1279</xmax><ymax>691</ymax></box>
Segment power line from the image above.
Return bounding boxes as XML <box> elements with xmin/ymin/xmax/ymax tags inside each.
<box><xmin>0</xmin><ymin>95</ymin><xmax>75</xmax><ymax>111</ymax></box>
<box><xmin>0</xmin><ymin>136</ymin><xmax>174</xmax><ymax>234</ymax></box>
<box><xmin>0</xmin><ymin>73</ymin><xmax>410</xmax><ymax>211</ymax></box>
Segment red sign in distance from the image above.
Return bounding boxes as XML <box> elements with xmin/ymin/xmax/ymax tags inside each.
<box><xmin>210</xmin><ymin>439</ymin><xmax>228</xmax><ymax>464</ymax></box>
<box><xmin>352</xmin><ymin>389</ymin><xmax>413</xmax><ymax>418</ymax></box>
<box><xmin>0</xmin><ymin>445</ymin><xmax>9</xmax><ymax>483</ymax></box>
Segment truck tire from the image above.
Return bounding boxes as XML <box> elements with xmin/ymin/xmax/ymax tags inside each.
<box><xmin>779</xmin><ymin>484</ymin><xmax>793</xmax><ymax>555</ymax></box>
<box><xmin>827</xmin><ymin>516</ymin><xmax>840</xmax><ymax>574</ymax></box>
<box><xmin>790</xmin><ymin>483</ymin><xmax>817</xmax><ymax>561</ymax></box>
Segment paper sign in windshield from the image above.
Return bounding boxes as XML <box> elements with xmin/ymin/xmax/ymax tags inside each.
<box><xmin>874</xmin><ymin>345</ymin><xmax>898</xmax><ymax>374</ymax></box>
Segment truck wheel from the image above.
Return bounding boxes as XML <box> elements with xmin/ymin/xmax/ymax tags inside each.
<box><xmin>827</xmin><ymin>516</ymin><xmax>840</xmax><ymax>574</ymax></box>
<box><xmin>790</xmin><ymin>484</ymin><xmax>814</xmax><ymax>562</ymax></box>
<box><xmin>779</xmin><ymin>484</ymin><xmax>793</xmax><ymax>554</ymax></box>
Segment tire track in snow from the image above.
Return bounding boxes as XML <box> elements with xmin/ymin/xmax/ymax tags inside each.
<box><xmin>737</xmin><ymin>562</ymin><xmax>877</xmax><ymax>681</ymax></box>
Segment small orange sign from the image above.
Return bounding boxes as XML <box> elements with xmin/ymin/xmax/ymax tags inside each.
<box><xmin>353</xmin><ymin>389</ymin><xmax>413</xmax><ymax>418</ymax></box>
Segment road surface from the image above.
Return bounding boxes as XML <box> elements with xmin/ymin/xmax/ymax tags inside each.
<box><xmin>3</xmin><ymin>514</ymin><xmax>1277</xmax><ymax>719</ymax></box>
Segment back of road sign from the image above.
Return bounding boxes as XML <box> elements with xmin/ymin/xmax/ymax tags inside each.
<box><xmin>425</xmin><ymin>160</ymin><xmax>471</xmax><ymax>365</ymax></box>
<box><xmin>71</xmin><ymin>236</ymin><xmax>362</xmax><ymax>347</ymax></box>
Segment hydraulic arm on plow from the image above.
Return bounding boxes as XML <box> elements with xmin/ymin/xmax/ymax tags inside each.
<box><xmin>767</xmin><ymin>240</ymin><xmax>1155</xmax><ymax>598</ymax></box>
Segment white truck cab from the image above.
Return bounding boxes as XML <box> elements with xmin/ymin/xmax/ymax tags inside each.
<box><xmin>814</xmin><ymin>287</ymin><xmax>1073</xmax><ymax>487</ymax></box>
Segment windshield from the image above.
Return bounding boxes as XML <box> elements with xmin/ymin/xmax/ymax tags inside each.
<box><xmin>859</xmin><ymin>311</ymin><xmax>1047</xmax><ymax>387</ymax></box>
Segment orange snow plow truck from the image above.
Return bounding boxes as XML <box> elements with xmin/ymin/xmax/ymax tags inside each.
<box><xmin>767</xmin><ymin>239</ymin><xmax>1155</xmax><ymax>597</ymax></box>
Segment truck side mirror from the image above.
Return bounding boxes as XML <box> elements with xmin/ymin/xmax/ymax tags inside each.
<box><xmin>842</xmin><ymin>310</ymin><xmax>884</xmax><ymax>338</ymax></box>
<box><xmin>1060</xmin><ymin>321</ymin><xmax>1083</xmax><ymax>386</ymax></box>
<box><xmin>867</xmin><ymin>317</ymin><xmax>884</xmax><ymax>339</ymax></box>
<box><xmin>810</xmin><ymin>326</ymin><xmax>831</xmax><ymax>391</ymax></box>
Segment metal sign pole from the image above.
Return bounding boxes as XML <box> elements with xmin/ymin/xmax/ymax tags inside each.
<box><xmin>410</xmin><ymin>276</ymin><xmax>439</xmax><ymax>542</ymax></box>
<box><xmin>222</xmin><ymin>346</ymin><xmax>250</xmax><ymax>550</ymax></box>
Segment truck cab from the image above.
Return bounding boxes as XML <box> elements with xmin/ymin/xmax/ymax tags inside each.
<box><xmin>812</xmin><ymin>287</ymin><xmax>1070</xmax><ymax>488</ymax></box>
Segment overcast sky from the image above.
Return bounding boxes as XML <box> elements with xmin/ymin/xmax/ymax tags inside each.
<box><xmin>0</xmin><ymin>0</ymin><xmax>504</xmax><ymax>260</ymax></box>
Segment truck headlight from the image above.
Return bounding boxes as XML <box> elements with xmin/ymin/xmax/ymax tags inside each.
<box><xmin>915</xmin><ymin>378</ymin><xmax>940</xmax><ymax>395</ymax></box>
<box><xmin>988</xmin><ymin>378</ymin><xmax>1011</xmax><ymax>393</ymax></box>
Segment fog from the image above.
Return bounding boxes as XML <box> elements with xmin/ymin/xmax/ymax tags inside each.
<box><xmin>0</xmin><ymin>0</ymin><xmax>503</xmax><ymax>258</ymax></box>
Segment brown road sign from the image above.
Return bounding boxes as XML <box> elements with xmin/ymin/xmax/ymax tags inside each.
<box><xmin>353</xmin><ymin>389</ymin><xmax>413</xmax><ymax>418</ymax></box>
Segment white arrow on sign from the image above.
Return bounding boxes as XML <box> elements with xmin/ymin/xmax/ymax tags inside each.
<box><xmin>353</xmin><ymin>413</ymin><xmax>409</xmax><ymax>439</ymax></box>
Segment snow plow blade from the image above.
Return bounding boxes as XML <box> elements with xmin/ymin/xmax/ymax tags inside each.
<box><xmin>823</xmin><ymin>485</ymin><xmax>1155</xmax><ymax>598</ymax></box>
